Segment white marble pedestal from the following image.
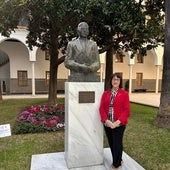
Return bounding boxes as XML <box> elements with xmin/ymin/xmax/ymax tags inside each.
<box><xmin>64</xmin><ymin>82</ymin><xmax>104</xmax><ymax>169</ymax></box>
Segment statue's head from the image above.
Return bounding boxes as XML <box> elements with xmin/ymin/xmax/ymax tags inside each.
<box><xmin>77</xmin><ymin>22</ymin><xmax>89</xmax><ymax>38</ymax></box>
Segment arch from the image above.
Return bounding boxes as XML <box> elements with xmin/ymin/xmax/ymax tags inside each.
<box><xmin>152</xmin><ymin>45</ymin><xmax>164</xmax><ymax>66</ymax></box>
<box><xmin>149</xmin><ymin>45</ymin><xmax>164</xmax><ymax>93</ymax></box>
<box><xmin>29</xmin><ymin>46</ymin><xmax>38</xmax><ymax>61</ymax></box>
<box><xmin>0</xmin><ymin>29</ymin><xmax>28</xmax><ymax>46</ymax></box>
<box><xmin>0</xmin><ymin>29</ymin><xmax>40</xmax><ymax>95</ymax></box>
<box><xmin>0</xmin><ymin>49</ymin><xmax>10</xmax><ymax>94</ymax></box>
<box><xmin>0</xmin><ymin>29</ymin><xmax>38</xmax><ymax>61</ymax></box>
<box><xmin>0</xmin><ymin>49</ymin><xmax>9</xmax><ymax>66</ymax></box>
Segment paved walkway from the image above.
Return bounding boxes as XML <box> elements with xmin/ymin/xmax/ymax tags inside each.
<box><xmin>2</xmin><ymin>92</ymin><xmax>160</xmax><ymax>108</ymax></box>
<box><xmin>130</xmin><ymin>92</ymin><xmax>160</xmax><ymax>107</ymax></box>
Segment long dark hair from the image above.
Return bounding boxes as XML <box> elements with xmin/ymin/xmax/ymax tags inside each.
<box><xmin>109</xmin><ymin>73</ymin><xmax>123</xmax><ymax>89</ymax></box>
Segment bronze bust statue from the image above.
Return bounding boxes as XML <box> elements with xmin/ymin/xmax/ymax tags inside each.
<box><xmin>64</xmin><ymin>22</ymin><xmax>100</xmax><ymax>82</ymax></box>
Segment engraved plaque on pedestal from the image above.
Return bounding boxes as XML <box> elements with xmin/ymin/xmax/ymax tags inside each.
<box><xmin>79</xmin><ymin>91</ymin><xmax>95</xmax><ymax>103</ymax></box>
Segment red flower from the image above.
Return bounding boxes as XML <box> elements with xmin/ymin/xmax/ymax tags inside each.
<box><xmin>31</xmin><ymin>105</ymin><xmax>41</xmax><ymax>113</ymax></box>
<box><xmin>56</xmin><ymin>104</ymin><xmax>64</xmax><ymax>110</ymax></box>
<box><xmin>45</xmin><ymin>120</ymin><xmax>56</xmax><ymax>127</ymax></box>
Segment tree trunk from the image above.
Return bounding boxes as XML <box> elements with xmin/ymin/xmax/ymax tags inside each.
<box><xmin>104</xmin><ymin>47</ymin><xmax>114</xmax><ymax>90</ymax></box>
<box><xmin>155</xmin><ymin>0</ymin><xmax>170</xmax><ymax>128</ymax></box>
<box><xmin>48</xmin><ymin>60</ymin><xmax>58</xmax><ymax>104</ymax></box>
<box><xmin>48</xmin><ymin>34</ymin><xmax>59</xmax><ymax>104</ymax></box>
<box><xmin>0</xmin><ymin>81</ymin><xmax>2</xmax><ymax>101</ymax></box>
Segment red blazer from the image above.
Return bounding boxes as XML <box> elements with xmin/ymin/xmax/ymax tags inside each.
<box><xmin>99</xmin><ymin>88</ymin><xmax>130</xmax><ymax>125</ymax></box>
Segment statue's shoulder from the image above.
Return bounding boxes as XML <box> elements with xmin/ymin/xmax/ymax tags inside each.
<box><xmin>89</xmin><ymin>39</ymin><xmax>97</xmax><ymax>46</ymax></box>
<box><xmin>68</xmin><ymin>39</ymin><xmax>78</xmax><ymax>45</ymax></box>
<box><xmin>89</xmin><ymin>39</ymin><xmax>96</xmax><ymax>43</ymax></box>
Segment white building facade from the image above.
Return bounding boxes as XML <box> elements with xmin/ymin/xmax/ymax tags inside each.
<box><xmin>0</xmin><ymin>28</ymin><xmax>163</xmax><ymax>95</ymax></box>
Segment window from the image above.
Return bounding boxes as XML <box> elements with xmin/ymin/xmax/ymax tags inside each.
<box><xmin>18</xmin><ymin>71</ymin><xmax>28</xmax><ymax>86</ymax></box>
<box><xmin>136</xmin><ymin>52</ymin><xmax>143</xmax><ymax>63</ymax></box>
<box><xmin>45</xmin><ymin>71</ymin><xmax>50</xmax><ymax>85</ymax></box>
<box><xmin>115</xmin><ymin>49</ymin><xmax>124</xmax><ymax>63</ymax></box>
<box><xmin>115</xmin><ymin>53</ymin><xmax>123</xmax><ymax>63</ymax></box>
<box><xmin>136</xmin><ymin>73</ymin><xmax>143</xmax><ymax>86</ymax></box>
<box><xmin>45</xmin><ymin>49</ymin><xmax>50</xmax><ymax>60</ymax></box>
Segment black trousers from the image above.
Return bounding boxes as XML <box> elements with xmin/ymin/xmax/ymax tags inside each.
<box><xmin>104</xmin><ymin>125</ymin><xmax>126</xmax><ymax>168</ymax></box>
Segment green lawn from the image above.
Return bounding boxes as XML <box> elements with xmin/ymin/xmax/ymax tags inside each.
<box><xmin>0</xmin><ymin>99</ymin><xmax>170</xmax><ymax>170</ymax></box>
<box><xmin>124</xmin><ymin>103</ymin><xmax>170</xmax><ymax>170</ymax></box>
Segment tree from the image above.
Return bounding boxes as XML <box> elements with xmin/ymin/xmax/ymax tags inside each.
<box><xmin>1</xmin><ymin>0</ymin><xmax>108</xmax><ymax>104</ymax></box>
<box><xmin>155</xmin><ymin>0</ymin><xmax>170</xmax><ymax>128</ymax></box>
<box><xmin>85</xmin><ymin>0</ymin><xmax>165</xmax><ymax>89</ymax></box>
<box><xmin>0</xmin><ymin>0</ymin><xmax>86</xmax><ymax>104</ymax></box>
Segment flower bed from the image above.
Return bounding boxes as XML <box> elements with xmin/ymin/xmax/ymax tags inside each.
<box><xmin>14</xmin><ymin>104</ymin><xmax>65</xmax><ymax>134</ymax></box>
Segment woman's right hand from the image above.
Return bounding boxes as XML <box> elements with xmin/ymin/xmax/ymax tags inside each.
<box><xmin>105</xmin><ymin>120</ymin><xmax>116</xmax><ymax>129</ymax></box>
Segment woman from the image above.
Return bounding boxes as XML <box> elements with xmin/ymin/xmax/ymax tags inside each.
<box><xmin>99</xmin><ymin>73</ymin><xmax>130</xmax><ymax>170</ymax></box>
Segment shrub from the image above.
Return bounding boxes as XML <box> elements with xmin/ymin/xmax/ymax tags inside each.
<box><xmin>13</xmin><ymin>104</ymin><xmax>65</xmax><ymax>134</ymax></box>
